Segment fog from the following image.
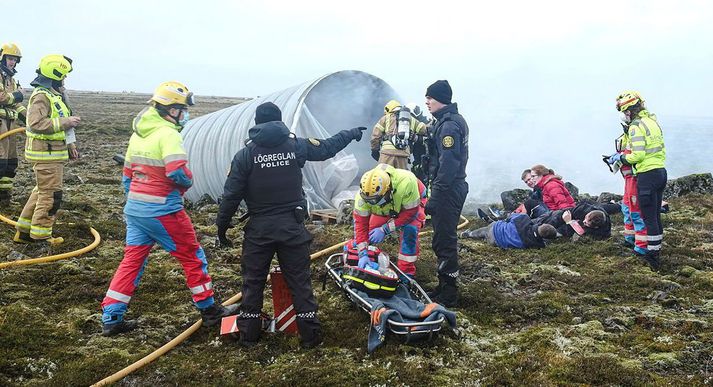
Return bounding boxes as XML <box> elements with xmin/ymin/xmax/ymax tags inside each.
<box><xmin>7</xmin><ymin>0</ymin><xmax>713</xmax><ymax>202</ymax></box>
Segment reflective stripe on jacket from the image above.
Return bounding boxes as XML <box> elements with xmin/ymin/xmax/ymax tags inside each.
<box><xmin>123</xmin><ymin>106</ymin><xmax>192</xmax><ymax>217</ymax></box>
<box><xmin>24</xmin><ymin>88</ymin><xmax>70</xmax><ymax>162</ymax></box>
<box><xmin>370</xmin><ymin>112</ymin><xmax>426</xmax><ymax>157</ymax></box>
<box><xmin>624</xmin><ymin>111</ymin><xmax>665</xmax><ymax>173</ymax></box>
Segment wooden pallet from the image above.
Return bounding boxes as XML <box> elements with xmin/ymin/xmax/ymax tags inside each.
<box><xmin>310</xmin><ymin>209</ymin><xmax>338</xmax><ymax>224</ymax></box>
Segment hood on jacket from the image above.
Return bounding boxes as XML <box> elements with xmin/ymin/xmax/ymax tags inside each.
<box><xmin>248</xmin><ymin>120</ymin><xmax>291</xmax><ymax>147</ymax></box>
<box><xmin>536</xmin><ymin>174</ymin><xmax>563</xmax><ymax>188</ymax></box>
<box><xmin>132</xmin><ymin>106</ymin><xmax>180</xmax><ymax>138</ymax></box>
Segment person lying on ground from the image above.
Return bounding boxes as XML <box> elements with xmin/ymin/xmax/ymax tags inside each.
<box><xmin>460</xmin><ymin>213</ymin><xmax>557</xmax><ymax>249</ymax></box>
<box><xmin>533</xmin><ymin>201</ymin><xmax>611</xmax><ymax>240</ymax></box>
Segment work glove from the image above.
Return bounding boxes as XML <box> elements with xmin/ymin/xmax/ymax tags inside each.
<box><xmin>607</xmin><ymin>153</ymin><xmax>623</xmax><ymax>165</ymax></box>
<box><xmin>216</xmin><ymin>226</ymin><xmax>233</xmax><ymax>248</ymax></box>
<box><xmin>11</xmin><ymin>91</ymin><xmax>23</xmax><ymax>103</ymax></box>
<box><xmin>371</xmin><ymin>149</ymin><xmax>380</xmax><ymax>162</ymax></box>
<box><xmin>368</xmin><ymin>225</ymin><xmax>388</xmax><ymax>244</ymax></box>
<box><xmin>357</xmin><ymin>249</ymin><xmax>378</xmax><ymax>270</ymax></box>
<box><xmin>349</xmin><ymin>126</ymin><xmax>367</xmax><ymax>141</ymax></box>
<box><xmin>424</xmin><ymin>198</ymin><xmax>437</xmax><ymax>216</ymax></box>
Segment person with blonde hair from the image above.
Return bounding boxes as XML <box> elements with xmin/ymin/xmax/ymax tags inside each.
<box><xmin>530</xmin><ymin>164</ymin><xmax>575</xmax><ymax>211</ymax></box>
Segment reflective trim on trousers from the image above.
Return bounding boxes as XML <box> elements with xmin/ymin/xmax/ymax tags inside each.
<box><xmin>647</xmin><ymin>234</ymin><xmax>663</xmax><ymax>242</ymax></box>
<box><xmin>105</xmin><ymin>289</ymin><xmax>132</xmax><ymax>303</ymax></box>
<box><xmin>30</xmin><ymin>225</ymin><xmax>53</xmax><ymax>238</ymax></box>
<box><xmin>16</xmin><ymin>217</ymin><xmax>31</xmax><ymax>231</ymax></box>
<box><xmin>190</xmin><ymin>281</ymin><xmax>213</xmax><ymax>295</ymax></box>
<box><xmin>398</xmin><ymin>253</ymin><xmax>418</xmax><ymax>263</ymax></box>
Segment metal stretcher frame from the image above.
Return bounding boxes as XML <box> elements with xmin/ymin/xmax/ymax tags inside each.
<box><xmin>325</xmin><ymin>253</ymin><xmax>444</xmax><ymax>343</ymax></box>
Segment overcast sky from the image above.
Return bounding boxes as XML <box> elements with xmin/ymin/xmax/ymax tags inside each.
<box><xmin>6</xmin><ymin>0</ymin><xmax>713</xmax><ymax>199</ymax></box>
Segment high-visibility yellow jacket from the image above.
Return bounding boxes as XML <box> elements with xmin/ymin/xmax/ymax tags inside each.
<box><xmin>623</xmin><ymin>110</ymin><xmax>666</xmax><ymax>173</ymax></box>
<box><xmin>24</xmin><ymin>87</ymin><xmax>72</xmax><ymax>162</ymax></box>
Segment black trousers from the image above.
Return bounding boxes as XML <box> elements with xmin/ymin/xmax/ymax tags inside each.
<box><xmin>431</xmin><ymin>180</ymin><xmax>468</xmax><ymax>277</ymax></box>
<box><xmin>636</xmin><ymin>168</ymin><xmax>667</xmax><ymax>252</ymax></box>
<box><xmin>237</xmin><ymin>213</ymin><xmax>320</xmax><ymax>343</ymax></box>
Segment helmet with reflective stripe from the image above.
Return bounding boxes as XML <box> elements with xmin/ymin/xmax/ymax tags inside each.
<box><xmin>38</xmin><ymin>54</ymin><xmax>73</xmax><ymax>81</ymax></box>
<box><xmin>360</xmin><ymin>166</ymin><xmax>391</xmax><ymax>205</ymax></box>
<box><xmin>150</xmin><ymin>81</ymin><xmax>195</xmax><ymax>107</ymax></box>
<box><xmin>384</xmin><ymin>100</ymin><xmax>401</xmax><ymax>114</ymax></box>
<box><xmin>616</xmin><ymin>90</ymin><xmax>645</xmax><ymax>112</ymax></box>
<box><xmin>0</xmin><ymin>43</ymin><xmax>22</xmax><ymax>62</ymax></box>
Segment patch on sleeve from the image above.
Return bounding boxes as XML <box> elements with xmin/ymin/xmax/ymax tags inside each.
<box><xmin>442</xmin><ymin>135</ymin><xmax>455</xmax><ymax>148</ymax></box>
<box><xmin>309</xmin><ymin>138</ymin><xmax>321</xmax><ymax>146</ymax></box>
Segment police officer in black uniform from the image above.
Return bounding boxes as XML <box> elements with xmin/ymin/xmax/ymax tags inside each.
<box><xmin>216</xmin><ymin>102</ymin><xmax>365</xmax><ymax>348</ymax></box>
<box><xmin>423</xmin><ymin>80</ymin><xmax>469</xmax><ymax>307</ymax></box>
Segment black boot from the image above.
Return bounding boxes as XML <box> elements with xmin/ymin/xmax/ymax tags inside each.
<box><xmin>621</xmin><ymin>239</ymin><xmax>635</xmax><ymax>249</ymax></box>
<box><xmin>427</xmin><ymin>279</ymin><xmax>443</xmax><ymax>300</ymax></box>
<box><xmin>237</xmin><ymin>314</ymin><xmax>263</xmax><ymax>347</ymax></box>
<box><xmin>642</xmin><ymin>251</ymin><xmax>661</xmax><ymax>271</ymax></box>
<box><xmin>200</xmin><ymin>303</ymin><xmax>239</xmax><ymax>327</ymax></box>
<box><xmin>297</xmin><ymin>315</ymin><xmax>323</xmax><ymax>349</ymax></box>
<box><xmin>102</xmin><ymin>319</ymin><xmax>138</xmax><ymax>337</ymax></box>
<box><xmin>432</xmin><ymin>275</ymin><xmax>458</xmax><ymax>308</ymax></box>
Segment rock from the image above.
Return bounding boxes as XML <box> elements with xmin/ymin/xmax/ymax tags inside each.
<box><xmin>500</xmin><ymin>189</ymin><xmax>531</xmax><ymax>211</ymax></box>
<box><xmin>663</xmin><ymin>173</ymin><xmax>713</xmax><ymax>199</ymax></box>
<box><xmin>597</xmin><ymin>192</ymin><xmax>623</xmax><ymax>203</ymax></box>
<box><xmin>579</xmin><ymin>193</ymin><xmax>598</xmax><ymax>202</ymax></box>
<box><xmin>190</xmin><ymin>193</ymin><xmax>217</xmax><ymax>211</ymax></box>
<box><xmin>564</xmin><ymin>182</ymin><xmax>579</xmax><ymax>201</ymax></box>
<box><xmin>64</xmin><ymin>173</ymin><xmax>84</xmax><ymax>185</ymax></box>
<box><xmin>336</xmin><ymin>199</ymin><xmax>354</xmax><ymax>225</ymax></box>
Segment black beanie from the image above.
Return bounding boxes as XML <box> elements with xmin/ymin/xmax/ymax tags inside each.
<box><xmin>255</xmin><ymin>102</ymin><xmax>282</xmax><ymax>124</ymax></box>
<box><xmin>425</xmin><ymin>80</ymin><xmax>452</xmax><ymax>104</ymax></box>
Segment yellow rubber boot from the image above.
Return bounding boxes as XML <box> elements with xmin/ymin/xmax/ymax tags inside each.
<box><xmin>45</xmin><ymin>236</ymin><xmax>65</xmax><ymax>246</ymax></box>
<box><xmin>13</xmin><ymin>231</ymin><xmax>33</xmax><ymax>244</ymax></box>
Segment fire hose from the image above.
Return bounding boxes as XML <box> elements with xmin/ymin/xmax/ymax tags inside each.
<box><xmin>0</xmin><ymin>128</ymin><xmax>102</xmax><ymax>269</ymax></box>
<box><xmin>92</xmin><ymin>216</ymin><xmax>469</xmax><ymax>386</ymax></box>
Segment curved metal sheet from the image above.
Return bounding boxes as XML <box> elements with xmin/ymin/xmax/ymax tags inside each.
<box><xmin>182</xmin><ymin>70</ymin><xmax>398</xmax><ymax>208</ymax></box>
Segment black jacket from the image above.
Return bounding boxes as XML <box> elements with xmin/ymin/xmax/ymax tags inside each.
<box><xmin>429</xmin><ymin>103</ymin><xmax>469</xmax><ymax>198</ymax></box>
<box><xmin>509</xmin><ymin>213</ymin><xmax>547</xmax><ymax>248</ymax></box>
<box><xmin>533</xmin><ymin>201</ymin><xmax>611</xmax><ymax>239</ymax></box>
<box><xmin>216</xmin><ymin>121</ymin><xmax>358</xmax><ymax>229</ymax></box>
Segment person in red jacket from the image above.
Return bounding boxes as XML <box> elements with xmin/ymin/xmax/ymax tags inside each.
<box><xmin>530</xmin><ymin>164</ymin><xmax>575</xmax><ymax>211</ymax></box>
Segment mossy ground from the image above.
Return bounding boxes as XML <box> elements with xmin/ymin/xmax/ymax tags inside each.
<box><xmin>2</xmin><ymin>92</ymin><xmax>713</xmax><ymax>386</ymax></box>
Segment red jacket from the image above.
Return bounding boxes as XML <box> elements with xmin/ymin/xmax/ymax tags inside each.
<box><xmin>536</xmin><ymin>174</ymin><xmax>575</xmax><ymax>210</ymax></box>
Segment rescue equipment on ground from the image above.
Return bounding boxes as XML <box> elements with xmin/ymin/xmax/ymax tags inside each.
<box><xmin>341</xmin><ymin>251</ymin><xmax>399</xmax><ymax>298</ymax></box>
<box><xmin>325</xmin><ymin>253</ymin><xmax>448</xmax><ymax>345</ymax></box>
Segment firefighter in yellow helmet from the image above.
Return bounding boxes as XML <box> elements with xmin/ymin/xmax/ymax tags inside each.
<box><xmin>370</xmin><ymin>99</ymin><xmax>427</xmax><ymax>169</ymax></box>
<box><xmin>13</xmin><ymin>54</ymin><xmax>80</xmax><ymax>245</ymax></box>
<box><xmin>606</xmin><ymin>90</ymin><xmax>667</xmax><ymax>270</ymax></box>
<box><xmin>100</xmin><ymin>81</ymin><xmax>238</xmax><ymax>336</ymax></box>
<box><xmin>0</xmin><ymin>43</ymin><xmax>27</xmax><ymax>201</ymax></box>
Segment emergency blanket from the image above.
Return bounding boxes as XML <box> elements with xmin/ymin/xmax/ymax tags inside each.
<box><xmin>354</xmin><ymin>285</ymin><xmax>457</xmax><ymax>353</ymax></box>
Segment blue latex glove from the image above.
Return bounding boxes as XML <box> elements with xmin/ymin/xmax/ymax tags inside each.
<box><xmin>607</xmin><ymin>153</ymin><xmax>623</xmax><ymax>165</ymax></box>
<box><xmin>368</xmin><ymin>225</ymin><xmax>388</xmax><ymax>244</ymax></box>
<box><xmin>357</xmin><ymin>250</ymin><xmax>378</xmax><ymax>270</ymax></box>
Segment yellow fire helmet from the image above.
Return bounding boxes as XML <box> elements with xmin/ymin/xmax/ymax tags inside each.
<box><xmin>0</xmin><ymin>43</ymin><xmax>22</xmax><ymax>62</ymax></box>
<box><xmin>616</xmin><ymin>90</ymin><xmax>645</xmax><ymax>112</ymax></box>
<box><xmin>38</xmin><ymin>54</ymin><xmax>73</xmax><ymax>81</ymax></box>
<box><xmin>359</xmin><ymin>165</ymin><xmax>392</xmax><ymax>205</ymax></box>
<box><xmin>384</xmin><ymin>99</ymin><xmax>401</xmax><ymax>114</ymax></box>
<box><xmin>150</xmin><ymin>81</ymin><xmax>195</xmax><ymax>107</ymax></box>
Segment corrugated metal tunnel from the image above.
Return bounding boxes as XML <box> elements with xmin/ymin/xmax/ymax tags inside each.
<box><xmin>182</xmin><ymin>70</ymin><xmax>398</xmax><ymax>209</ymax></box>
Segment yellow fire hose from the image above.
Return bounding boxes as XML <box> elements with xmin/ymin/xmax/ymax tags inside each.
<box><xmin>93</xmin><ymin>216</ymin><xmax>469</xmax><ymax>386</ymax></box>
<box><xmin>0</xmin><ymin>128</ymin><xmax>102</xmax><ymax>269</ymax></box>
